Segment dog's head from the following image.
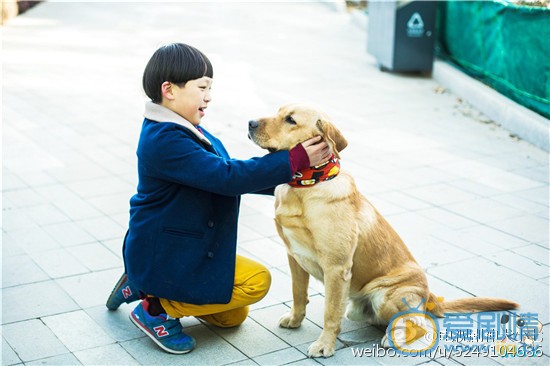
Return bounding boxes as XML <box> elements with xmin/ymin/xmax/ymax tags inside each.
<box><xmin>248</xmin><ymin>103</ymin><xmax>348</xmax><ymax>158</ymax></box>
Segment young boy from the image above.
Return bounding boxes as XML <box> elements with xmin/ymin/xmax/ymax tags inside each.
<box><xmin>105</xmin><ymin>43</ymin><xmax>330</xmax><ymax>354</ymax></box>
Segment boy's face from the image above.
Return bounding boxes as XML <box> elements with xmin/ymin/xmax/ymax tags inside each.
<box><xmin>165</xmin><ymin>76</ymin><xmax>212</xmax><ymax>126</ymax></box>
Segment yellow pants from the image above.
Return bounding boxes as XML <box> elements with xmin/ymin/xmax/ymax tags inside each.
<box><xmin>159</xmin><ymin>255</ymin><xmax>271</xmax><ymax>328</ymax></box>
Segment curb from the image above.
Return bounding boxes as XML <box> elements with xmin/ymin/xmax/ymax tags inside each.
<box><xmin>432</xmin><ymin>60</ymin><xmax>549</xmax><ymax>152</ymax></box>
<box><xmin>348</xmin><ymin>8</ymin><xmax>549</xmax><ymax>152</ymax></box>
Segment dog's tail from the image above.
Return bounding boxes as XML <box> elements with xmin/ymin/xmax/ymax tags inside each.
<box><xmin>427</xmin><ymin>292</ymin><xmax>519</xmax><ymax>317</ymax></box>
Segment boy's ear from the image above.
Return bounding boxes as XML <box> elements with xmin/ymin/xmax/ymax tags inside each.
<box><xmin>161</xmin><ymin>81</ymin><xmax>175</xmax><ymax>101</ymax></box>
<box><xmin>316</xmin><ymin>119</ymin><xmax>348</xmax><ymax>159</ymax></box>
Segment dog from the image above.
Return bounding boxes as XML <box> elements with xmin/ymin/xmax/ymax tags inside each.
<box><xmin>248</xmin><ymin>103</ymin><xmax>519</xmax><ymax>358</ymax></box>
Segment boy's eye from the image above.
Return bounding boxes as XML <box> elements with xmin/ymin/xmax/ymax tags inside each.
<box><xmin>285</xmin><ymin>115</ymin><xmax>296</xmax><ymax>125</ymax></box>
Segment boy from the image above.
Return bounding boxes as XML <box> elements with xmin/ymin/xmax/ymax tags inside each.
<box><xmin>106</xmin><ymin>43</ymin><xmax>330</xmax><ymax>354</ymax></box>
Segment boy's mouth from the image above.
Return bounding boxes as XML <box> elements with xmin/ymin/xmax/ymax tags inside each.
<box><xmin>199</xmin><ymin>107</ymin><xmax>206</xmax><ymax>116</ymax></box>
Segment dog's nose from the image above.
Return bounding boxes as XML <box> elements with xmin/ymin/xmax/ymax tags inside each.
<box><xmin>248</xmin><ymin>120</ymin><xmax>259</xmax><ymax>129</ymax></box>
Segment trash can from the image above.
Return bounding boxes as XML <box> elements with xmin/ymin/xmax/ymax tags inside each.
<box><xmin>367</xmin><ymin>1</ymin><xmax>437</xmax><ymax>72</ymax></box>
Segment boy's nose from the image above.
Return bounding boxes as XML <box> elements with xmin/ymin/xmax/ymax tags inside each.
<box><xmin>248</xmin><ymin>120</ymin><xmax>259</xmax><ymax>129</ymax></box>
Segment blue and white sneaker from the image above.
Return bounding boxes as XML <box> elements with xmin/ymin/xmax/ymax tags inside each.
<box><xmin>130</xmin><ymin>299</ymin><xmax>196</xmax><ymax>354</ymax></box>
<box><xmin>106</xmin><ymin>273</ymin><xmax>141</xmax><ymax>310</ymax></box>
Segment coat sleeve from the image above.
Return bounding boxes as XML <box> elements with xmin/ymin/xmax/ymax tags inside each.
<box><xmin>250</xmin><ymin>187</ymin><xmax>276</xmax><ymax>196</ymax></box>
<box><xmin>139</xmin><ymin>124</ymin><xmax>292</xmax><ymax>196</ymax></box>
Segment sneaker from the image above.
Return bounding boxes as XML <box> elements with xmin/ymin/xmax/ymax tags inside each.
<box><xmin>106</xmin><ymin>273</ymin><xmax>141</xmax><ymax>310</ymax></box>
<box><xmin>130</xmin><ymin>299</ymin><xmax>196</xmax><ymax>354</ymax></box>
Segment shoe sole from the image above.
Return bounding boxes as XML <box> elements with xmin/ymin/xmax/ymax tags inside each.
<box><xmin>106</xmin><ymin>274</ymin><xmax>130</xmax><ymax>310</ymax></box>
<box><xmin>129</xmin><ymin>312</ymin><xmax>193</xmax><ymax>355</ymax></box>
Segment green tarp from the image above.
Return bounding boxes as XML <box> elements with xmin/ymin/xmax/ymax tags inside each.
<box><xmin>437</xmin><ymin>1</ymin><xmax>550</xmax><ymax>119</ymax></box>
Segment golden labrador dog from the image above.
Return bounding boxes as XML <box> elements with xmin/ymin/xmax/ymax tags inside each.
<box><xmin>248</xmin><ymin>104</ymin><xmax>519</xmax><ymax>358</ymax></box>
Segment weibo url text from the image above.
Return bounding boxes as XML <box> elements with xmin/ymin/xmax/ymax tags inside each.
<box><xmin>351</xmin><ymin>344</ymin><xmax>544</xmax><ymax>358</ymax></box>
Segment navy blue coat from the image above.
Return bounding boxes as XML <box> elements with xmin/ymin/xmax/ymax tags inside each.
<box><xmin>123</xmin><ymin>104</ymin><xmax>292</xmax><ymax>304</ymax></box>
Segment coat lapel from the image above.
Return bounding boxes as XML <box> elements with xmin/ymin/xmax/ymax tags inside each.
<box><xmin>143</xmin><ymin>102</ymin><xmax>212</xmax><ymax>146</ymax></box>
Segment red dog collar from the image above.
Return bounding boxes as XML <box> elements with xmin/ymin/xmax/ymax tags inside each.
<box><xmin>289</xmin><ymin>154</ymin><xmax>340</xmax><ymax>188</ymax></box>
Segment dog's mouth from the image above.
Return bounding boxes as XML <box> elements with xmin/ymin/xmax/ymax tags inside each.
<box><xmin>248</xmin><ymin>130</ymin><xmax>278</xmax><ymax>152</ymax></box>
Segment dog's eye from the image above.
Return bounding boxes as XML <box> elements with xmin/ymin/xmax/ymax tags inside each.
<box><xmin>285</xmin><ymin>115</ymin><xmax>297</xmax><ymax>125</ymax></box>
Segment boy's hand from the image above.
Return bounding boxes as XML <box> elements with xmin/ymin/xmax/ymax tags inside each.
<box><xmin>301</xmin><ymin>136</ymin><xmax>332</xmax><ymax>167</ymax></box>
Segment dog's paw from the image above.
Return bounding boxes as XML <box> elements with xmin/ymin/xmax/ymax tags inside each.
<box><xmin>307</xmin><ymin>340</ymin><xmax>336</xmax><ymax>358</ymax></box>
<box><xmin>278</xmin><ymin>312</ymin><xmax>303</xmax><ymax>329</ymax></box>
<box><xmin>380</xmin><ymin>333</ymin><xmax>391</xmax><ymax>348</ymax></box>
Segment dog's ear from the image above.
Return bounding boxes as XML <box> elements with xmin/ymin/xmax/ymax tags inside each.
<box><xmin>316</xmin><ymin>119</ymin><xmax>348</xmax><ymax>159</ymax></box>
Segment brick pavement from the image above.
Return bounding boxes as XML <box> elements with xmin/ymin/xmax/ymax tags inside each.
<box><xmin>2</xmin><ymin>2</ymin><xmax>548</xmax><ymax>365</ymax></box>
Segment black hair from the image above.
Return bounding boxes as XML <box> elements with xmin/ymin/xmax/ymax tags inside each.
<box><xmin>142</xmin><ymin>43</ymin><xmax>214</xmax><ymax>103</ymax></box>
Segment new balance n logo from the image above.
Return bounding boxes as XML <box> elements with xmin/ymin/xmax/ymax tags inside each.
<box><xmin>154</xmin><ymin>325</ymin><xmax>169</xmax><ymax>337</ymax></box>
<box><xmin>121</xmin><ymin>286</ymin><xmax>132</xmax><ymax>299</ymax></box>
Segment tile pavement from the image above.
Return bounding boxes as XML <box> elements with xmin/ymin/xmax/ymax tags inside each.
<box><xmin>2</xmin><ymin>2</ymin><xmax>548</xmax><ymax>365</ymax></box>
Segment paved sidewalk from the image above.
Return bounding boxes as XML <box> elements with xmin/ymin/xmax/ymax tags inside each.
<box><xmin>2</xmin><ymin>2</ymin><xmax>548</xmax><ymax>365</ymax></box>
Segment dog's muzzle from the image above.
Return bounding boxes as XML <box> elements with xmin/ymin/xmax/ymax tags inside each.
<box><xmin>248</xmin><ymin>119</ymin><xmax>259</xmax><ymax>140</ymax></box>
<box><xmin>248</xmin><ymin>120</ymin><xmax>276</xmax><ymax>152</ymax></box>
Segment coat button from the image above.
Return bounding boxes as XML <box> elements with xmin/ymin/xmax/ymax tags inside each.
<box><xmin>207</xmin><ymin>251</ymin><xmax>214</xmax><ymax>258</ymax></box>
<box><xmin>207</xmin><ymin>220</ymin><xmax>214</xmax><ymax>228</ymax></box>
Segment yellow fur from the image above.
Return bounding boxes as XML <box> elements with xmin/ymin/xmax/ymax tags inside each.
<box><xmin>249</xmin><ymin>104</ymin><xmax>519</xmax><ymax>358</ymax></box>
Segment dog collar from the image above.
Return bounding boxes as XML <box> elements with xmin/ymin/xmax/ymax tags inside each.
<box><xmin>289</xmin><ymin>154</ymin><xmax>340</xmax><ymax>188</ymax></box>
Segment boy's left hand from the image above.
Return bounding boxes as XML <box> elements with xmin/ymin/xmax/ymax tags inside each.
<box><xmin>301</xmin><ymin>136</ymin><xmax>332</xmax><ymax>167</ymax></box>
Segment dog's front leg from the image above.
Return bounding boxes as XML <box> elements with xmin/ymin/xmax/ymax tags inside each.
<box><xmin>308</xmin><ymin>267</ymin><xmax>351</xmax><ymax>358</ymax></box>
<box><xmin>279</xmin><ymin>255</ymin><xmax>309</xmax><ymax>328</ymax></box>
